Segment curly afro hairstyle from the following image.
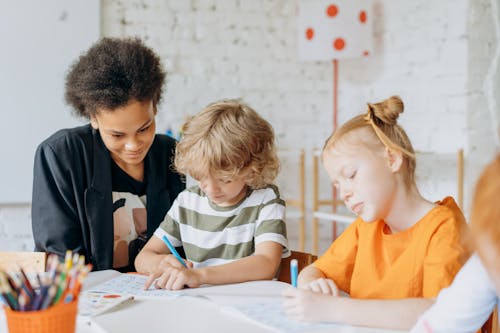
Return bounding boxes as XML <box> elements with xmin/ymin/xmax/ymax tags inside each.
<box><xmin>65</xmin><ymin>37</ymin><xmax>165</xmax><ymax>118</ymax></box>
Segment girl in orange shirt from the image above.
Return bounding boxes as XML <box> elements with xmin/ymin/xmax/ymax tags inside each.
<box><xmin>283</xmin><ymin>96</ymin><xmax>470</xmax><ymax>330</ymax></box>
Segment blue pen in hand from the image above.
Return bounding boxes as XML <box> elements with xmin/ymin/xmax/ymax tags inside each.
<box><xmin>290</xmin><ymin>259</ymin><xmax>298</xmax><ymax>288</ymax></box>
<box><xmin>161</xmin><ymin>235</ymin><xmax>188</xmax><ymax>268</ymax></box>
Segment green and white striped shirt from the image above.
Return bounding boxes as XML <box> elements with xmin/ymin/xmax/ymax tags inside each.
<box><xmin>154</xmin><ymin>184</ymin><xmax>289</xmax><ymax>268</ymax></box>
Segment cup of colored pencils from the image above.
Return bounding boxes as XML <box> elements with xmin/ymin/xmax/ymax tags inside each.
<box><xmin>0</xmin><ymin>251</ymin><xmax>92</xmax><ymax>333</ymax></box>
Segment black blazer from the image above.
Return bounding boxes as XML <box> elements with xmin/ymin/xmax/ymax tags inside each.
<box><xmin>32</xmin><ymin>124</ymin><xmax>184</xmax><ymax>270</ymax></box>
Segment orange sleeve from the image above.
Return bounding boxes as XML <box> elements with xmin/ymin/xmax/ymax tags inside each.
<box><xmin>313</xmin><ymin>219</ymin><xmax>360</xmax><ymax>294</ymax></box>
<box><xmin>422</xmin><ymin>217</ymin><xmax>470</xmax><ymax>297</ymax></box>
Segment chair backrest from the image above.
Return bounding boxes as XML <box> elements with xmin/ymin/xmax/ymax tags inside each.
<box><xmin>481</xmin><ymin>308</ymin><xmax>498</xmax><ymax>333</ymax></box>
<box><xmin>277</xmin><ymin>250</ymin><xmax>317</xmax><ymax>284</ymax></box>
<box><xmin>311</xmin><ymin>149</ymin><xmax>355</xmax><ymax>254</ymax></box>
<box><xmin>276</xmin><ymin>149</ymin><xmax>306</xmax><ymax>251</ymax></box>
<box><xmin>0</xmin><ymin>251</ymin><xmax>46</xmax><ymax>272</ymax></box>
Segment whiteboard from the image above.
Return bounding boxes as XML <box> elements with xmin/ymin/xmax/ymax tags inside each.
<box><xmin>0</xmin><ymin>0</ymin><xmax>100</xmax><ymax>202</ymax></box>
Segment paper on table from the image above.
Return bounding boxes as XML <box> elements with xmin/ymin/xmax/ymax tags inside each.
<box><xmin>80</xmin><ymin>273</ymin><xmax>406</xmax><ymax>333</ymax></box>
<box><xmin>84</xmin><ymin>274</ymin><xmax>186</xmax><ymax>299</ymax></box>
<box><xmin>86</xmin><ymin>273</ymin><xmax>292</xmax><ymax>301</ymax></box>
<box><xmin>223</xmin><ymin>298</ymin><xmax>343</xmax><ymax>333</ymax></box>
<box><xmin>79</xmin><ymin>291</ymin><xmax>134</xmax><ymax>317</ymax></box>
<box><xmin>82</xmin><ymin>269</ymin><xmax>122</xmax><ymax>291</ymax></box>
<box><xmin>186</xmin><ymin>280</ymin><xmax>288</xmax><ymax>297</ymax></box>
<box><xmin>182</xmin><ymin>280</ymin><xmax>291</xmax><ymax>306</ymax></box>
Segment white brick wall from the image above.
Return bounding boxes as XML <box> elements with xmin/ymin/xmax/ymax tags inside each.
<box><xmin>0</xmin><ymin>204</ymin><xmax>34</xmax><ymax>251</ymax></box>
<box><xmin>466</xmin><ymin>0</ymin><xmax>500</xmax><ymax>209</ymax></box>
<box><xmin>1</xmin><ymin>0</ymin><xmax>498</xmax><ymax>254</ymax></box>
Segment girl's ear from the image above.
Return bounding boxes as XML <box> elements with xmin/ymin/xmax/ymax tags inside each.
<box><xmin>385</xmin><ymin>148</ymin><xmax>403</xmax><ymax>173</ymax></box>
<box><xmin>89</xmin><ymin>116</ymin><xmax>99</xmax><ymax>130</ymax></box>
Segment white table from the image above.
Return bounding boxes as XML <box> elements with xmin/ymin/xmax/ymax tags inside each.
<box><xmin>0</xmin><ymin>271</ymin><xmax>407</xmax><ymax>333</ymax></box>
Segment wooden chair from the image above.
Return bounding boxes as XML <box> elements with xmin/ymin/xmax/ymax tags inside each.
<box><xmin>481</xmin><ymin>308</ymin><xmax>498</xmax><ymax>333</ymax></box>
<box><xmin>311</xmin><ymin>149</ymin><xmax>355</xmax><ymax>255</ymax></box>
<box><xmin>277</xmin><ymin>250</ymin><xmax>317</xmax><ymax>284</ymax></box>
<box><xmin>0</xmin><ymin>251</ymin><xmax>46</xmax><ymax>272</ymax></box>
<box><xmin>277</xmin><ymin>149</ymin><xmax>306</xmax><ymax>251</ymax></box>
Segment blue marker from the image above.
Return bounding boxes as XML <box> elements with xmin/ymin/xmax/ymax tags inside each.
<box><xmin>165</xmin><ymin>128</ymin><xmax>175</xmax><ymax>139</ymax></box>
<box><xmin>290</xmin><ymin>259</ymin><xmax>298</xmax><ymax>288</ymax></box>
<box><xmin>161</xmin><ymin>235</ymin><xmax>188</xmax><ymax>268</ymax></box>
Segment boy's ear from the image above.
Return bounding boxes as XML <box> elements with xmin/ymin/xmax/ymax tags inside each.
<box><xmin>385</xmin><ymin>148</ymin><xmax>403</xmax><ymax>173</ymax></box>
<box><xmin>89</xmin><ymin>116</ymin><xmax>99</xmax><ymax>130</ymax></box>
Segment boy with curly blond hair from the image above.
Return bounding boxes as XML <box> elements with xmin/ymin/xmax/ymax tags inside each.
<box><xmin>135</xmin><ymin>99</ymin><xmax>289</xmax><ymax>290</ymax></box>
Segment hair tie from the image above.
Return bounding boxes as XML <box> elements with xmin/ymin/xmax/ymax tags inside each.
<box><xmin>364</xmin><ymin>104</ymin><xmax>415</xmax><ymax>158</ymax></box>
<box><xmin>364</xmin><ymin>103</ymin><xmax>374</xmax><ymax>122</ymax></box>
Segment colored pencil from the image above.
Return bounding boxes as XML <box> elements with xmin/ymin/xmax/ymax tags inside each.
<box><xmin>161</xmin><ymin>235</ymin><xmax>188</xmax><ymax>268</ymax></box>
<box><xmin>0</xmin><ymin>251</ymin><xmax>92</xmax><ymax>312</ymax></box>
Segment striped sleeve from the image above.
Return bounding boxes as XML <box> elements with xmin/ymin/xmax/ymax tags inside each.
<box><xmin>153</xmin><ymin>198</ymin><xmax>182</xmax><ymax>247</ymax></box>
<box><xmin>254</xmin><ymin>187</ymin><xmax>289</xmax><ymax>256</ymax></box>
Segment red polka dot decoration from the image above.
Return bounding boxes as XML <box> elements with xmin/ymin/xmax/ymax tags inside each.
<box><xmin>333</xmin><ymin>38</ymin><xmax>345</xmax><ymax>50</ymax></box>
<box><xmin>306</xmin><ymin>28</ymin><xmax>315</xmax><ymax>40</ymax></box>
<box><xmin>298</xmin><ymin>0</ymin><xmax>374</xmax><ymax>60</ymax></box>
<box><xmin>359</xmin><ymin>10</ymin><xmax>367</xmax><ymax>23</ymax></box>
<box><xmin>326</xmin><ymin>4</ymin><xmax>338</xmax><ymax>17</ymax></box>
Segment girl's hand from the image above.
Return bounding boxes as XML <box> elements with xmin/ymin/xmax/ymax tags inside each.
<box><xmin>282</xmin><ymin>287</ymin><xmax>338</xmax><ymax>322</ymax></box>
<box><xmin>302</xmin><ymin>277</ymin><xmax>339</xmax><ymax>296</ymax></box>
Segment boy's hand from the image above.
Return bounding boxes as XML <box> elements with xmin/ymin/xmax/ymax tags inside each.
<box><xmin>158</xmin><ymin>254</ymin><xmax>191</xmax><ymax>270</ymax></box>
<box><xmin>282</xmin><ymin>287</ymin><xmax>337</xmax><ymax>322</ymax></box>
<box><xmin>143</xmin><ymin>263</ymin><xmax>198</xmax><ymax>290</ymax></box>
<box><xmin>302</xmin><ymin>277</ymin><xmax>339</xmax><ymax>296</ymax></box>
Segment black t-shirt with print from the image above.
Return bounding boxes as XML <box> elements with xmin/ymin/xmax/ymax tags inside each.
<box><xmin>111</xmin><ymin>161</ymin><xmax>147</xmax><ymax>195</ymax></box>
<box><xmin>111</xmin><ymin>161</ymin><xmax>148</xmax><ymax>272</ymax></box>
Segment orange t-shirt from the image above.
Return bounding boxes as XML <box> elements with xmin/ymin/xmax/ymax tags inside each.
<box><xmin>314</xmin><ymin>197</ymin><xmax>470</xmax><ymax>299</ymax></box>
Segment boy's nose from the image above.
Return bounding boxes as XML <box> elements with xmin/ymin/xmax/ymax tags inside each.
<box><xmin>202</xmin><ymin>179</ymin><xmax>219</xmax><ymax>194</ymax></box>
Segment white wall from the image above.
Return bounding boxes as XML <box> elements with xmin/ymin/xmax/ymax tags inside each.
<box><xmin>1</xmin><ymin>0</ymin><xmax>498</xmax><ymax>254</ymax></box>
<box><xmin>466</xmin><ymin>0</ymin><xmax>500</xmax><ymax>202</ymax></box>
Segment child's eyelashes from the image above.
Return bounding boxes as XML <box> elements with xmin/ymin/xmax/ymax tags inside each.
<box><xmin>330</xmin><ymin>171</ymin><xmax>356</xmax><ymax>190</ymax></box>
<box><xmin>340</xmin><ymin>166</ymin><xmax>356</xmax><ymax>178</ymax></box>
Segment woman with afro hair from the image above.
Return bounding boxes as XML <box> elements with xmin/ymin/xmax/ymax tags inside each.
<box><xmin>31</xmin><ymin>38</ymin><xmax>184</xmax><ymax>272</ymax></box>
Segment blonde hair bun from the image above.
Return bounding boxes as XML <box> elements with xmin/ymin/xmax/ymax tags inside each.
<box><xmin>368</xmin><ymin>95</ymin><xmax>404</xmax><ymax>126</ymax></box>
